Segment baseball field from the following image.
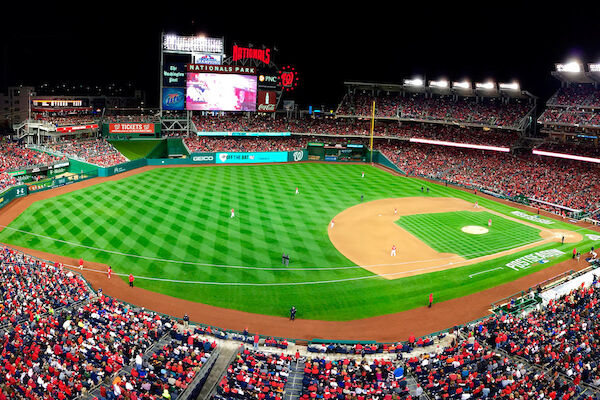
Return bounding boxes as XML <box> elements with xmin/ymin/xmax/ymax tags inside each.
<box><xmin>0</xmin><ymin>162</ymin><xmax>596</xmax><ymax>323</ymax></box>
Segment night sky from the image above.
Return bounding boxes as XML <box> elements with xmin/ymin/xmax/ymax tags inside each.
<box><xmin>2</xmin><ymin>2</ymin><xmax>599</xmax><ymax>110</ymax></box>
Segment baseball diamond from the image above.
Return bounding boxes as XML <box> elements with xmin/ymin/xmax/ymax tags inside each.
<box><xmin>0</xmin><ymin>163</ymin><xmax>594</xmax><ymax>324</ymax></box>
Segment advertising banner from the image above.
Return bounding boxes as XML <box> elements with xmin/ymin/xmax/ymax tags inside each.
<box><xmin>56</xmin><ymin>124</ymin><xmax>98</xmax><ymax>133</ymax></box>
<box><xmin>216</xmin><ymin>152</ymin><xmax>288</xmax><ymax>164</ymax></box>
<box><xmin>257</xmin><ymin>91</ymin><xmax>277</xmax><ymax>113</ymax></box>
<box><xmin>162</xmin><ymin>88</ymin><xmax>186</xmax><ymax>111</ymax></box>
<box><xmin>193</xmin><ymin>53</ymin><xmax>222</xmax><ymax>65</ymax></box>
<box><xmin>0</xmin><ymin>186</ymin><xmax>28</xmax><ymax>210</ymax></box>
<box><xmin>109</xmin><ymin>123</ymin><xmax>156</xmax><ymax>134</ymax></box>
<box><xmin>163</xmin><ymin>63</ymin><xmax>186</xmax><ymax>86</ymax></box>
<box><xmin>190</xmin><ymin>153</ymin><xmax>216</xmax><ymax>164</ymax></box>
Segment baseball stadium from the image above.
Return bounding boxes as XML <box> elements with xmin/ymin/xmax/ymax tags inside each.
<box><xmin>2</xmin><ymin>30</ymin><xmax>600</xmax><ymax>400</ymax></box>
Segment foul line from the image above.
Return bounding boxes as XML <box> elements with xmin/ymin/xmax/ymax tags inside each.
<box><xmin>468</xmin><ymin>267</ymin><xmax>503</xmax><ymax>278</ymax></box>
<box><xmin>0</xmin><ymin>224</ymin><xmax>586</xmax><ymax>274</ymax></box>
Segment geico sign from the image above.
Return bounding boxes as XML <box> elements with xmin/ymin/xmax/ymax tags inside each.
<box><xmin>193</xmin><ymin>155</ymin><xmax>214</xmax><ymax>162</ymax></box>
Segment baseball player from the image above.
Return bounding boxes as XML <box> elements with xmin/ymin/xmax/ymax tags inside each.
<box><xmin>107</xmin><ymin>266</ymin><xmax>112</xmax><ymax>279</ymax></box>
<box><xmin>391</xmin><ymin>245</ymin><xmax>397</xmax><ymax>257</ymax></box>
<box><xmin>330</xmin><ymin>219</ymin><xmax>335</xmax><ymax>229</ymax></box>
<box><xmin>361</xmin><ymin>171</ymin><xmax>365</xmax><ymax>178</ymax></box>
<box><xmin>474</xmin><ymin>201</ymin><xmax>479</xmax><ymax>208</ymax></box>
<box><xmin>79</xmin><ymin>258</ymin><xmax>84</xmax><ymax>270</ymax></box>
<box><xmin>230</xmin><ymin>208</ymin><xmax>235</xmax><ymax>218</ymax></box>
<box><xmin>394</xmin><ymin>208</ymin><xmax>398</xmax><ymax>215</ymax></box>
<box><xmin>295</xmin><ymin>187</ymin><xmax>299</xmax><ymax>195</ymax></box>
<box><xmin>488</xmin><ymin>218</ymin><xmax>492</xmax><ymax>227</ymax></box>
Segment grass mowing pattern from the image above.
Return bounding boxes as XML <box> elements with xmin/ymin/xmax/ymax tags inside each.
<box><xmin>0</xmin><ymin>163</ymin><xmax>595</xmax><ymax>320</ymax></box>
<box><xmin>396</xmin><ymin>211</ymin><xmax>543</xmax><ymax>259</ymax></box>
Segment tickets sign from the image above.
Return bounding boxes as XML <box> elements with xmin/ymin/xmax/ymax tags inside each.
<box><xmin>109</xmin><ymin>123</ymin><xmax>155</xmax><ymax>134</ymax></box>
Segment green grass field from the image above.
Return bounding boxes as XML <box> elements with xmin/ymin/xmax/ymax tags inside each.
<box><xmin>0</xmin><ymin>163</ymin><xmax>595</xmax><ymax>320</ymax></box>
<box><xmin>109</xmin><ymin>140</ymin><xmax>161</xmax><ymax>160</ymax></box>
<box><xmin>397</xmin><ymin>211</ymin><xmax>543</xmax><ymax>259</ymax></box>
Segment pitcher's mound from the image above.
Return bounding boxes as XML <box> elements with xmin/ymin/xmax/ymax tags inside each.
<box><xmin>461</xmin><ymin>226</ymin><xmax>489</xmax><ymax>235</ymax></box>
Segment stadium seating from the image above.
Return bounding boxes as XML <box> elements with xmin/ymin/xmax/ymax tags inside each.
<box><xmin>212</xmin><ymin>348</ymin><xmax>292</xmax><ymax>400</ymax></box>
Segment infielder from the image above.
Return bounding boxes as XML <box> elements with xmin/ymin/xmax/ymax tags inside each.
<box><xmin>394</xmin><ymin>208</ymin><xmax>398</xmax><ymax>215</ymax></box>
<box><xmin>391</xmin><ymin>245</ymin><xmax>396</xmax><ymax>256</ymax></box>
<box><xmin>474</xmin><ymin>201</ymin><xmax>479</xmax><ymax>208</ymax></box>
<box><xmin>330</xmin><ymin>219</ymin><xmax>335</xmax><ymax>229</ymax></box>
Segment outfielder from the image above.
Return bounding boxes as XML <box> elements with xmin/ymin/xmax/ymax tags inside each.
<box><xmin>295</xmin><ymin>187</ymin><xmax>299</xmax><ymax>195</ymax></box>
<box><xmin>488</xmin><ymin>218</ymin><xmax>492</xmax><ymax>227</ymax></box>
<box><xmin>230</xmin><ymin>208</ymin><xmax>235</xmax><ymax>218</ymax></box>
<box><xmin>330</xmin><ymin>219</ymin><xmax>335</xmax><ymax>229</ymax></box>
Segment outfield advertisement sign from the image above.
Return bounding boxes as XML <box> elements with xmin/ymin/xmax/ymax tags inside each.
<box><xmin>0</xmin><ymin>186</ymin><xmax>27</xmax><ymax>210</ymax></box>
<box><xmin>216</xmin><ymin>152</ymin><xmax>288</xmax><ymax>164</ymax></box>
<box><xmin>190</xmin><ymin>153</ymin><xmax>216</xmax><ymax>164</ymax></box>
<box><xmin>7</xmin><ymin>162</ymin><xmax>70</xmax><ymax>177</ymax></box>
<box><xmin>109</xmin><ymin>123</ymin><xmax>156</xmax><ymax>134</ymax></box>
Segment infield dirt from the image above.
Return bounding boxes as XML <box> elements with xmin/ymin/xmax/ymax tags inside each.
<box><xmin>328</xmin><ymin>197</ymin><xmax>582</xmax><ymax>279</ymax></box>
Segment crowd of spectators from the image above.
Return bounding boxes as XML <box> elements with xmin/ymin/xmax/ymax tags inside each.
<box><xmin>472</xmin><ymin>279</ymin><xmax>600</xmax><ymax>388</ymax></box>
<box><xmin>213</xmin><ymin>349</ymin><xmax>292</xmax><ymax>400</ymax></box>
<box><xmin>538</xmin><ymin>108</ymin><xmax>600</xmax><ymax>128</ymax></box>
<box><xmin>378</xmin><ymin>140</ymin><xmax>600</xmax><ymax>213</ymax></box>
<box><xmin>94</xmin><ymin>331</ymin><xmax>216</xmax><ymax>400</ymax></box>
<box><xmin>548</xmin><ymin>85</ymin><xmax>600</xmax><ymax>109</ymax></box>
<box><xmin>0</xmin><ymin>245</ymin><xmax>191</xmax><ymax>400</ymax></box>
<box><xmin>0</xmin><ymin>139</ymin><xmax>66</xmax><ymax>173</ymax></box>
<box><xmin>0</xmin><ymin>247</ymin><xmax>90</xmax><ymax>329</ymax></box>
<box><xmin>335</xmin><ymin>93</ymin><xmax>532</xmax><ymax>129</ymax></box>
<box><xmin>537</xmin><ymin>141</ymin><xmax>600</xmax><ymax>159</ymax></box>
<box><xmin>301</xmin><ymin>357</ymin><xmax>410</xmax><ymax>400</ymax></box>
<box><xmin>31</xmin><ymin>112</ymin><xmax>97</xmax><ymax>127</ymax></box>
<box><xmin>191</xmin><ymin>114</ymin><xmax>522</xmax><ymax>147</ymax></box>
<box><xmin>44</xmin><ymin>139</ymin><xmax>128</xmax><ymax>167</ymax></box>
<box><xmin>406</xmin><ymin>335</ymin><xmax>588</xmax><ymax>400</ymax></box>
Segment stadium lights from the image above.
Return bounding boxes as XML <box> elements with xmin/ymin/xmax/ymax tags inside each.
<box><xmin>429</xmin><ymin>80</ymin><xmax>449</xmax><ymax>88</ymax></box>
<box><xmin>499</xmin><ymin>82</ymin><xmax>520</xmax><ymax>91</ymax></box>
<box><xmin>532</xmin><ymin>149</ymin><xmax>600</xmax><ymax>164</ymax></box>
<box><xmin>452</xmin><ymin>81</ymin><xmax>471</xmax><ymax>89</ymax></box>
<box><xmin>403</xmin><ymin>78</ymin><xmax>424</xmax><ymax>87</ymax></box>
<box><xmin>556</xmin><ymin>61</ymin><xmax>582</xmax><ymax>73</ymax></box>
<box><xmin>475</xmin><ymin>82</ymin><xmax>496</xmax><ymax>90</ymax></box>
<box><xmin>589</xmin><ymin>63</ymin><xmax>600</xmax><ymax>72</ymax></box>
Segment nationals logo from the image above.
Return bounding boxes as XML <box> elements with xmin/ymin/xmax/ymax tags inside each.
<box><xmin>278</xmin><ymin>66</ymin><xmax>298</xmax><ymax>92</ymax></box>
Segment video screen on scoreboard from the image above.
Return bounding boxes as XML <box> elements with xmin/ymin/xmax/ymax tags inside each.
<box><xmin>186</xmin><ymin>72</ymin><xmax>257</xmax><ymax>111</ymax></box>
